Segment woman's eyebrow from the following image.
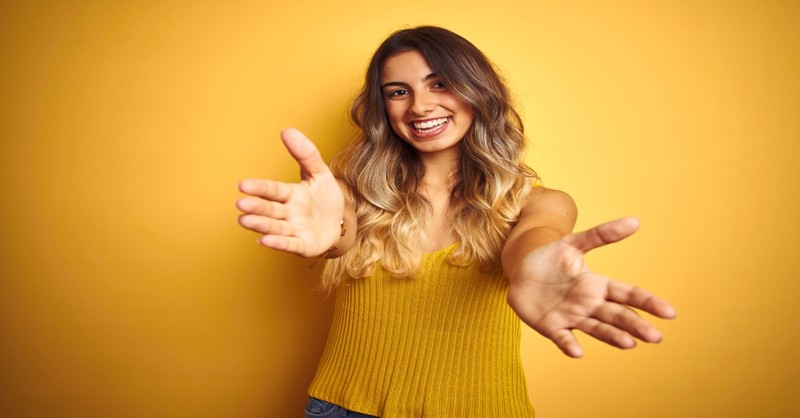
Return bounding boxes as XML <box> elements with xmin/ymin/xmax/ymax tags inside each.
<box><xmin>381</xmin><ymin>81</ymin><xmax>408</xmax><ymax>89</ymax></box>
<box><xmin>381</xmin><ymin>73</ymin><xmax>438</xmax><ymax>90</ymax></box>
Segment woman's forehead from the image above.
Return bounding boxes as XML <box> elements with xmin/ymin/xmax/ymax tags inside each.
<box><xmin>380</xmin><ymin>50</ymin><xmax>435</xmax><ymax>84</ymax></box>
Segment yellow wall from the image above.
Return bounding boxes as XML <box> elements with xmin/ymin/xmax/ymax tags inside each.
<box><xmin>1</xmin><ymin>1</ymin><xmax>798</xmax><ymax>417</ymax></box>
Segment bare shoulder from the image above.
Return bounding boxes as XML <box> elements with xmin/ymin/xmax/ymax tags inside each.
<box><xmin>335</xmin><ymin>177</ymin><xmax>357</xmax><ymax>212</ymax></box>
<box><xmin>516</xmin><ymin>186</ymin><xmax>578</xmax><ymax>236</ymax></box>
<box><xmin>335</xmin><ymin>177</ymin><xmax>355</xmax><ymax>201</ymax></box>
<box><xmin>501</xmin><ymin>186</ymin><xmax>579</xmax><ymax>268</ymax></box>
<box><xmin>521</xmin><ymin>186</ymin><xmax>576</xmax><ymax>213</ymax></box>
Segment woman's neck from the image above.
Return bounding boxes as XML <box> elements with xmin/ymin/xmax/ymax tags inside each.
<box><xmin>417</xmin><ymin>151</ymin><xmax>460</xmax><ymax>252</ymax></box>
<box><xmin>418</xmin><ymin>149</ymin><xmax>459</xmax><ymax>192</ymax></box>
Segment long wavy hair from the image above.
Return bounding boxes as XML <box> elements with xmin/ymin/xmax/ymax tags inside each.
<box><xmin>321</xmin><ymin>26</ymin><xmax>537</xmax><ymax>289</ymax></box>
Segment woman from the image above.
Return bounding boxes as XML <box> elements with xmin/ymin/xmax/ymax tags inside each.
<box><xmin>237</xmin><ymin>26</ymin><xmax>675</xmax><ymax>418</ymax></box>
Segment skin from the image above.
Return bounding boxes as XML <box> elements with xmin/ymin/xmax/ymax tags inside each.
<box><xmin>236</xmin><ymin>50</ymin><xmax>676</xmax><ymax>358</ymax></box>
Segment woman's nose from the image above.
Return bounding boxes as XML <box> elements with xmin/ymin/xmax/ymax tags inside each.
<box><xmin>410</xmin><ymin>91</ymin><xmax>435</xmax><ymax>115</ymax></box>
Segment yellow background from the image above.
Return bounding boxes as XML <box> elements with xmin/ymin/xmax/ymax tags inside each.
<box><xmin>1</xmin><ymin>0</ymin><xmax>798</xmax><ymax>417</ymax></box>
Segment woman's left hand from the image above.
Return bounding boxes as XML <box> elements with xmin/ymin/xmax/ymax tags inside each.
<box><xmin>507</xmin><ymin>217</ymin><xmax>676</xmax><ymax>358</ymax></box>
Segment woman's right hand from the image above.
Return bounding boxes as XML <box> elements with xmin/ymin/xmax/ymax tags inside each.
<box><xmin>236</xmin><ymin>128</ymin><xmax>346</xmax><ymax>257</ymax></box>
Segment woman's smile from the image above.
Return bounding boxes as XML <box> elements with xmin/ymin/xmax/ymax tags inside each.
<box><xmin>410</xmin><ymin>116</ymin><xmax>451</xmax><ymax>137</ymax></box>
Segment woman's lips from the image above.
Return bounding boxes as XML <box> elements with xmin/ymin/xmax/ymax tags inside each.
<box><xmin>410</xmin><ymin>117</ymin><xmax>450</xmax><ymax>138</ymax></box>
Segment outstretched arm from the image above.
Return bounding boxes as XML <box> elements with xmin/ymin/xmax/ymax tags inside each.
<box><xmin>236</xmin><ymin>128</ymin><xmax>356</xmax><ymax>258</ymax></box>
<box><xmin>502</xmin><ymin>189</ymin><xmax>676</xmax><ymax>358</ymax></box>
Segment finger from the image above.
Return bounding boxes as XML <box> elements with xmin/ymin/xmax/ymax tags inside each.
<box><xmin>235</xmin><ymin>196</ymin><xmax>289</xmax><ymax>219</ymax></box>
<box><xmin>238</xmin><ymin>214</ymin><xmax>294</xmax><ymax>236</ymax></box>
<box><xmin>575</xmin><ymin>317</ymin><xmax>636</xmax><ymax>350</ymax></box>
<box><xmin>548</xmin><ymin>329</ymin><xmax>584</xmax><ymax>358</ymax></box>
<box><xmin>238</xmin><ymin>179</ymin><xmax>293</xmax><ymax>203</ymax></box>
<box><xmin>607</xmin><ymin>281</ymin><xmax>677</xmax><ymax>319</ymax></box>
<box><xmin>563</xmin><ymin>217</ymin><xmax>640</xmax><ymax>253</ymax></box>
<box><xmin>591</xmin><ymin>303</ymin><xmax>661</xmax><ymax>343</ymax></box>
<box><xmin>281</xmin><ymin>128</ymin><xmax>330</xmax><ymax>179</ymax></box>
<box><xmin>258</xmin><ymin>234</ymin><xmax>309</xmax><ymax>256</ymax></box>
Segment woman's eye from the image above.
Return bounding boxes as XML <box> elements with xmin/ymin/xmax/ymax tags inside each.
<box><xmin>388</xmin><ymin>89</ymin><xmax>408</xmax><ymax>98</ymax></box>
<box><xmin>432</xmin><ymin>81</ymin><xmax>445</xmax><ymax>89</ymax></box>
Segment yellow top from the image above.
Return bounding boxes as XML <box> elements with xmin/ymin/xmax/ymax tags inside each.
<box><xmin>308</xmin><ymin>243</ymin><xmax>535</xmax><ymax>418</ymax></box>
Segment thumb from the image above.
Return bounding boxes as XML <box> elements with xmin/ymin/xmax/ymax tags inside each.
<box><xmin>562</xmin><ymin>217</ymin><xmax>640</xmax><ymax>253</ymax></box>
<box><xmin>281</xmin><ymin>128</ymin><xmax>329</xmax><ymax>179</ymax></box>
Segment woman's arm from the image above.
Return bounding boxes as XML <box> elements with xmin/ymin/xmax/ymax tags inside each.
<box><xmin>502</xmin><ymin>188</ymin><xmax>676</xmax><ymax>358</ymax></box>
<box><xmin>501</xmin><ymin>187</ymin><xmax>578</xmax><ymax>278</ymax></box>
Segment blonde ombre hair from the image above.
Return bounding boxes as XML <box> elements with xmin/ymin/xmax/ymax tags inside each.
<box><xmin>321</xmin><ymin>26</ymin><xmax>537</xmax><ymax>289</ymax></box>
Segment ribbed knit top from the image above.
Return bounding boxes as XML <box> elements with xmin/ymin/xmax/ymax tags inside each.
<box><xmin>308</xmin><ymin>243</ymin><xmax>535</xmax><ymax>417</ymax></box>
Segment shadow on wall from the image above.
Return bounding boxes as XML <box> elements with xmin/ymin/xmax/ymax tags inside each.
<box><xmin>242</xmin><ymin>242</ymin><xmax>337</xmax><ymax>414</ymax></box>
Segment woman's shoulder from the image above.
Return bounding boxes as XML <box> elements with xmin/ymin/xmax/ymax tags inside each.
<box><xmin>335</xmin><ymin>177</ymin><xmax>356</xmax><ymax>199</ymax></box>
<box><xmin>521</xmin><ymin>185</ymin><xmax>575</xmax><ymax>211</ymax></box>
<box><xmin>517</xmin><ymin>185</ymin><xmax>577</xmax><ymax>228</ymax></box>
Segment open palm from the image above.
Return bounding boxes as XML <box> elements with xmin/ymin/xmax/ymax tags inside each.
<box><xmin>507</xmin><ymin>218</ymin><xmax>676</xmax><ymax>358</ymax></box>
<box><xmin>236</xmin><ymin>128</ymin><xmax>345</xmax><ymax>257</ymax></box>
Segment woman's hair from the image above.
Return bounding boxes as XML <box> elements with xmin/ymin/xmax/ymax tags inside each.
<box><xmin>321</xmin><ymin>26</ymin><xmax>537</xmax><ymax>289</ymax></box>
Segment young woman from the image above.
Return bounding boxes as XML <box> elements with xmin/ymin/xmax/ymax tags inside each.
<box><xmin>237</xmin><ymin>26</ymin><xmax>675</xmax><ymax>418</ymax></box>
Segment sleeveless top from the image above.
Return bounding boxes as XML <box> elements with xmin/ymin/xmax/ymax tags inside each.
<box><xmin>308</xmin><ymin>243</ymin><xmax>536</xmax><ymax>417</ymax></box>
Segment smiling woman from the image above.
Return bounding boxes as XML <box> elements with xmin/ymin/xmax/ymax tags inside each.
<box><xmin>236</xmin><ymin>26</ymin><xmax>675</xmax><ymax>417</ymax></box>
<box><xmin>2</xmin><ymin>1</ymin><xmax>797</xmax><ymax>416</ymax></box>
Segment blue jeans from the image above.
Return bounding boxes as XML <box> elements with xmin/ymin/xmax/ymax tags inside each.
<box><xmin>304</xmin><ymin>397</ymin><xmax>379</xmax><ymax>418</ymax></box>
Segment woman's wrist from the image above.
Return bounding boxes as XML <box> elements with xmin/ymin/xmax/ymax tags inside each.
<box><xmin>309</xmin><ymin>219</ymin><xmax>346</xmax><ymax>268</ymax></box>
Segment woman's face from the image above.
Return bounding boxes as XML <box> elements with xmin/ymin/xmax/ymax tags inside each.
<box><xmin>380</xmin><ymin>50</ymin><xmax>474</xmax><ymax>158</ymax></box>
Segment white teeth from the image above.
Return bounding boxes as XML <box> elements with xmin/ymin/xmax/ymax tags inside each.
<box><xmin>413</xmin><ymin>117</ymin><xmax>449</xmax><ymax>131</ymax></box>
